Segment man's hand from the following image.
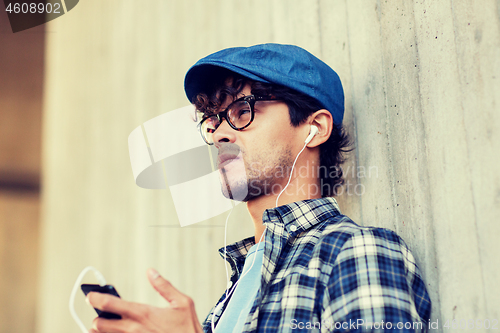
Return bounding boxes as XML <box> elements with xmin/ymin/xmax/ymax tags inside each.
<box><xmin>87</xmin><ymin>268</ymin><xmax>203</xmax><ymax>333</ymax></box>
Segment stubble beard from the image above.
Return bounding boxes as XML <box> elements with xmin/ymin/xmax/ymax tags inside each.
<box><xmin>219</xmin><ymin>146</ymin><xmax>294</xmax><ymax>202</ymax></box>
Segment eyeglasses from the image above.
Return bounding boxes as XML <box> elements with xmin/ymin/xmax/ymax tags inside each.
<box><xmin>198</xmin><ymin>95</ymin><xmax>278</xmax><ymax>145</ymax></box>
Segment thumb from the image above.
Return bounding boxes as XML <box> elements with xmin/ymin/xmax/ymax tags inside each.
<box><xmin>147</xmin><ymin>268</ymin><xmax>181</xmax><ymax>303</ymax></box>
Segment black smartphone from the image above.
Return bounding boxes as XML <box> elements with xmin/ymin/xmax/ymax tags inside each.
<box><xmin>81</xmin><ymin>284</ymin><xmax>122</xmax><ymax>319</ymax></box>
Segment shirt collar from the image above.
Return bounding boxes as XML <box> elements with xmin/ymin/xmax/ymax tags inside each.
<box><xmin>218</xmin><ymin>236</ymin><xmax>255</xmax><ymax>273</ymax></box>
<box><xmin>219</xmin><ymin>197</ymin><xmax>342</xmax><ymax>263</ymax></box>
<box><xmin>263</xmin><ymin>197</ymin><xmax>341</xmax><ymax>237</ymax></box>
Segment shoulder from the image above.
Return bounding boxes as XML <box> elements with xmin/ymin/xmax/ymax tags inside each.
<box><xmin>306</xmin><ymin>214</ymin><xmax>413</xmax><ymax>267</ymax></box>
<box><xmin>309</xmin><ymin>215</ymin><xmax>431</xmax><ymax>324</ymax></box>
<box><xmin>292</xmin><ymin>214</ymin><xmax>418</xmax><ymax>285</ymax></box>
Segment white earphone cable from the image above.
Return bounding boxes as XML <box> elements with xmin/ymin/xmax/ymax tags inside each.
<box><xmin>69</xmin><ymin>266</ymin><xmax>107</xmax><ymax>333</ymax></box>
<box><xmin>275</xmin><ymin>139</ymin><xmax>309</xmax><ymax>207</ymax></box>
<box><xmin>223</xmin><ymin>206</ymin><xmax>233</xmax><ymax>296</ymax></box>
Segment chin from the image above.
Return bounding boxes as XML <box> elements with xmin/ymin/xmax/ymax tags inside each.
<box><xmin>220</xmin><ymin>182</ymin><xmax>251</xmax><ymax>201</ymax></box>
<box><xmin>220</xmin><ymin>177</ymin><xmax>271</xmax><ymax>202</ymax></box>
<box><xmin>218</xmin><ymin>168</ymin><xmax>250</xmax><ymax>201</ymax></box>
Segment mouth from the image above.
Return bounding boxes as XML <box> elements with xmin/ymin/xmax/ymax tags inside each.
<box><xmin>217</xmin><ymin>153</ymin><xmax>240</xmax><ymax>169</ymax></box>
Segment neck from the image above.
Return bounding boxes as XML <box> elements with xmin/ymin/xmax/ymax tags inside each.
<box><xmin>247</xmin><ymin>173</ymin><xmax>321</xmax><ymax>243</ymax></box>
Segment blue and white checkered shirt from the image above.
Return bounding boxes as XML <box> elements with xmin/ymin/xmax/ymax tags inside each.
<box><xmin>203</xmin><ymin>197</ymin><xmax>431</xmax><ymax>332</ymax></box>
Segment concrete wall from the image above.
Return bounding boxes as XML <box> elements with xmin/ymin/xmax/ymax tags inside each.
<box><xmin>38</xmin><ymin>0</ymin><xmax>500</xmax><ymax>332</ymax></box>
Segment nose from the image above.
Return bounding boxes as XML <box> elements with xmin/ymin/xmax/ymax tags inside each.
<box><xmin>212</xmin><ymin>119</ymin><xmax>236</xmax><ymax>147</ymax></box>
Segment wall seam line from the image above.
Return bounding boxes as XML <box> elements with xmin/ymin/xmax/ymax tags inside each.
<box><xmin>410</xmin><ymin>0</ymin><xmax>443</xmax><ymax>324</ymax></box>
<box><xmin>343</xmin><ymin>0</ymin><xmax>362</xmax><ymax>225</ymax></box>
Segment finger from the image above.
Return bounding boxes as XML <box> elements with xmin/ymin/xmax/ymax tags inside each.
<box><xmin>89</xmin><ymin>329</ymin><xmax>97</xmax><ymax>333</ymax></box>
<box><xmin>92</xmin><ymin>316</ymin><xmax>135</xmax><ymax>333</ymax></box>
<box><xmin>147</xmin><ymin>268</ymin><xmax>183</xmax><ymax>304</ymax></box>
<box><xmin>87</xmin><ymin>292</ymin><xmax>143</xmax><ymax>319</ymax></box>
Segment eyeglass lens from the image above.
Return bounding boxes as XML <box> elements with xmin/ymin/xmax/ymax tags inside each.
<box><xmin>201</xmin><ymin>99</ymin><xmax>252</xmax><ymax>144</ymax></box>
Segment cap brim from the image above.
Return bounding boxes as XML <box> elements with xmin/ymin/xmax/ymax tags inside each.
<box><xmin>184</xmin><ymin>62</ymin><xmax>270</xmax><ymax>102</ymax></box>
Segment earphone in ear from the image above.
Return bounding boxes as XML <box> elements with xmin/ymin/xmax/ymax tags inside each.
<box><xmin>276</xmin><ymin>124</ymin><xmax>320</xmax><ymax>207</ymax></box>
<box><xmin>304</xmin><ymin>125</ymin><xmax>319</xmax><ymax>144</ymax></box>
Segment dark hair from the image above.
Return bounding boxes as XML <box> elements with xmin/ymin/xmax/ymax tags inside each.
<box><xmin>192</xmin><ymin>68</ymin><xmax>352</xmax><ymax>197</ymax></box>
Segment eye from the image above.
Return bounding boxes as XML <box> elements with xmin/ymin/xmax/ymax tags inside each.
<box><xmin>235</xmin><ymin>108</ymin><xmax>250</xmax><ymax>118</ymax></box>
<box><xmin>229</xmin><ymin>101</ymin><xmax>251</xmax><ymax>119</ymax></box>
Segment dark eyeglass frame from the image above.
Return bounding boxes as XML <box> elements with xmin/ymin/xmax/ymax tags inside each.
<box><xmin>198</xmin><ymin>94</ymin><xmax>278</xmax><ymax>145</ymax></box>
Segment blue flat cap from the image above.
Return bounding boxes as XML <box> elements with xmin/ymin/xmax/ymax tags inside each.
<box><xmin>184</xmin><ymin>43</ymin><xmax>344</xmax><ymax>125</ymax></box>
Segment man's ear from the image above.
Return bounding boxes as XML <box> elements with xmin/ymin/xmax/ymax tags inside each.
<box><xmin>306</xmin><ymin>110</ymin><xmax>333</xmax><ymax>147</ymax></box>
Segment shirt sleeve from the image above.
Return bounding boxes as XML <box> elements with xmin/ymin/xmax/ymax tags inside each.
<box><xmin>320</xmin><ymin>228</ymin><xmax>432</xmax><ymax>332</ymax></box>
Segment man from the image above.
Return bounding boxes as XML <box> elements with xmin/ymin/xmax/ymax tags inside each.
<box><xmin>88</xmin><ymin>44</ymin><xmax>431</xmax><ymax>332</ymax></box>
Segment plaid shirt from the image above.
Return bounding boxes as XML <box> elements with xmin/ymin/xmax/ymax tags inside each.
<box><xmin>203</xmin><ymin>197</ymin><xmax>431</xmax><ymax>332</ymax></box>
